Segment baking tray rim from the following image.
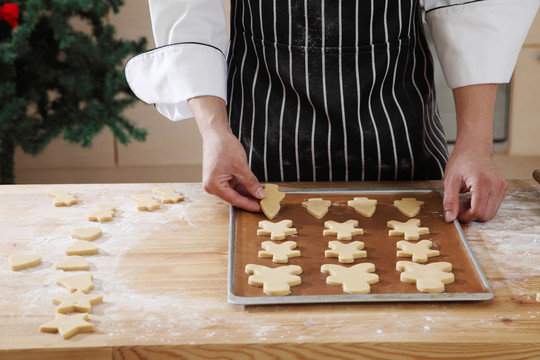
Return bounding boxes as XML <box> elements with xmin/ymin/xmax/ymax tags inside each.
<box><xmin>227</xmin><ymin>187</ymin><xmax>494</xmax><ymax>305</ymax></box>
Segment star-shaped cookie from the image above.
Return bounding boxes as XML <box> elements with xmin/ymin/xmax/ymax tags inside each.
<box><xmin>52</xmin><ymin>290</ymin><xmax>103</xmax><ymax>313</ymax></box>
<box><xmin>387</xmin><ymin>219</ymin><xmax>429</xmax><ymax>240</ymax></box>
<box><xmin>152</xmin><ymin>187</ymin><xmax>184</xmax><ymax>203</ymax></box>
<box><xmin>46</xmin><ymin>190</ymin><xmax>78</xmax><ymax>207</ymax></box>
<box><xmin>323</xmin><ymin>220</ymin><xmax>364</xmax><ymax>240</ymax></box>
<box><xmin>39</xmin><ymin>313</ymin><xmax>94</xmax><ymax>339</ymax></box>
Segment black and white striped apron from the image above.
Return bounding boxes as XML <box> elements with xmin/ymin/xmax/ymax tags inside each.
<box><xmin>226</xmin><ymin>0</ymin><xmax>449</xmax><ymax>182</ymax></box>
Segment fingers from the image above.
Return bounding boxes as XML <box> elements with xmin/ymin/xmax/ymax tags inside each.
<box><xmin>457</xmin><ymin>177</ymin><xmax>508</xmax><ymax>223</ymax></box>
<box><xmin>442</xmin><ymin>175</ymin><xmax>462</xmax><ymax>223</ymax></box>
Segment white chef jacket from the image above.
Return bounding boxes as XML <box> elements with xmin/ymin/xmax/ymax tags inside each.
<box><xmin>125</xmin><ymin>0</ymin><xmax>539</xmax><ymax>122</ymax></box>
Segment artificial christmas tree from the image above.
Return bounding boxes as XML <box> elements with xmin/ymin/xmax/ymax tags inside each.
<box><xmin>0</xmin><ymin>0</ymin><xmax>147</xmax><ymax>183</ymax></box>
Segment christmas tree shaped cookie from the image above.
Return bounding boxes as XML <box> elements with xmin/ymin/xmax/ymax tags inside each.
<box><xmin>325</xmin><ymin>241</ymin><xmax>367</xmax><ymax>263</ymax></box>
<box><xmin>56</xmin><ymin>273</ymin><xmax>94</xmax><ymax>293</ymax></box>
<box><xmin>320</xmin><ymin>263</ymin><xmax>379</xmax><ymax>294</ymax></box>
<box><xmin>396</xmin><ymin>261</ymin><xmax>454</xmax><ymax>293</ymax></box>
<box><xmin>394</xmin><ymin>198</ymin><xmax>424</xmax><ymax>217</ymax></box>
<box><xmin>323</xmin><ymin>220</ymin><xmax>364</xmax><ymax>240</ymax></box>
<box><xmin>258</xmin><ymin>241</ymin><xmax>301</xmax><ymax>263</ymax></box>
<box><xmin>387</xmin><ymin>219</ymin><xmax>429</xmax><ymax>240</ymax></box>
<box><xmin>302</xmin><ymin>198</ymin><xmax>331</xmax><ymax>219</ymax></box>
<box><xmin>245</xmin><ymin>264</ymin><xmax>302</xmax><ymax>296</ymax></box>
<box><xmin>396</xmin><ymin>240</ymin><xmax>439</xmax><ymax>263</ymax></box>
<box><xmin>257</xmin><ymin>220</ymin><xmax>297</xmax><ymax>240</ymax></box>
<box><xmin>260</xmin><ymin>184</ymin><xmax>285</xmax><ymax>219</ymax></box>
<box><xmin>347</xmin><ymin>197</ymin><xmax>377</xmax><ymax>217</ymax></box>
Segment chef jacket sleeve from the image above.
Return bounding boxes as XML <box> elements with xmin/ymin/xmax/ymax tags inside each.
<box><xmin>425</xmin><ymin>0</ymin><xmax>539</xmax><ymax>89</ymax></box>
<box><xmin>124</xmin><ymin>0</ymin><xmax>228</xmax><ymax>121</ymax></box>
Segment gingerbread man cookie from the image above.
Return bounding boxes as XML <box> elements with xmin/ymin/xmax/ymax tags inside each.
<box><xmin>396</xmin><ymin>261</ymin><xmax>454</xmax><ymax>293</ymax></box>
<box><xmin>258</xmin><ymin>241</ymin><xmax>301</xmax><ymax>263</ymax></box>
<box><xmin>387</xmin><ymin>219</ymin><xmax>429</xmax><ymax>240</ymax></box>
<box><xmin>259</xmin><ymin>184</ymin><xmax>285</xmax><ymax>219</ymax></box>
<box><xmin>302</xmin><ymin>198</ymin><xmax>332</xmax><ymax>219</ymax></box>
<box><xmin>257</xmin><ymin>220</ymin><xmax>297</xmax><ymax>240</ymax></box>
<box><xmin>323</xmin><ymin>220</ymin><xmax>364</xmax><ymax>240</ymax></box>
<box><xmin>132</xmin><ymin>194</ymin><xmax>160</xmax><ymax>211</ymax></box>
<box><xmin>245</xmin><ymin>264</ymin><xmax>302</xmax><ymax>296</ymax></box>
<box><xmin>152</xmin><ymin>187</ymin><xmax>184</xmax><ymax>203</ymax></box>
<box><xmin>325</xmin><ymin>241</ymin><xmax>367</xmax><ymax>263</ymax></box>
<box><xmin>396</xmin><ymin>240</ymin><xmax>439</xmax><ymax>263</ymax></box>
<box><xmin>46</xmin><ymin>190</ymin><xmax>77</xmax><ymax>207</ymax></box>
<box><xmin>394</xmin><ymin>197</ymin><xmax>424</xmax><ymax>217</ymax></box>
<box><xmin>347</xmin><ymin>197</ymin><xmax>377</xmax><ymax>217</ymax></box>
<box><xmin>320</xmin><ymin>263</ymin><xmax>379</xmax><ymax>294</ymax></box>
<box><xmin>88</xmin><ymin>204</ymin><xmax>115</xmax><ymax>222</ymax></box>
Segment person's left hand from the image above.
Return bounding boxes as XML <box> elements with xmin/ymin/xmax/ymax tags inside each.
<box><xmin>442</xmin><ymin>147</ymin><xmax>508</xmax><ymax>223</ymax></box>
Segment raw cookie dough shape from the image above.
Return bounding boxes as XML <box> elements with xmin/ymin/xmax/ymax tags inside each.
<box><xmin>55</xmin><ymin>256</ymin><xmax>90</xmax><ymax>271</ymax></box>
<box><xmin>65</xmin><ymin>241</ymin><xmax>99</xmax><ymax>256</ymax></box>
<box><xmin>245</xmin><ymin>264</ymin><xmax>302</xmax><ymax>296</ymax></box>
<box><xmin>46</xmin><ymin>190</ymin><xmax>77</xmax><ymax>207</ymax></box>
<box><xmin>257</xmin><ymin>220</ymin><xmax>297</xmax><ymax>240</ymax></box>
<box><xmin>8</xmin><ymin>253</ymin><xmax>41</xmax><ymax>271</ymax></box>
<box><xmin>347</xmin><ymin>197</ymin><xmax>377</xmax><ymax>217</ymax></box>
<box><xmin>70</xmin><ymin>226</ymin><xmax>102</xmax><ymax>241</ymax></box>
<box><xmin>39</xmin><ymin>313</ymin><xmax>94</xmax><ymax>339</ymax></box>
<box><xmin>52</xmin><ymin>290</ymin><xmax>103</xmax><ymax>314</ymax></box>
<box><xmin>258</xmin><ymin>241</ymin><xmax>301</xmax><ymax>263</ymax></box>
<box><xmin>152</xmin><ymin>187</ymin><xmax>184</xmax><ymax>203</ymax></box>
<box><xmin>394</xmin><ymin>198</ymin><xmax>424</xmax><ymax>217</ymax></box>
<box><xmin>320</xmin><ymin>263</ymin><xmax>379</xmax><ymax>294</ymax></box>
<box><xmin>56</xmin><ymin>273</ymin><xmax>94</xmax><ymax>293</ymax></box>
<box><xmin>323</xmin><ymin>220</ymin><xmax>364</xmax><ymax>240</ymax></box>
<box><xmin>396</xmin><ymin>261</ymin><xmax>454</xmax><ymax>293</ymax></box>
<box><xmin>260</xmin><ymin>184</ymin><xmax>285</xmax><ymax>219</ymax></box>
<box><xmin>302</xmin><ymin>198</ymin><xmax>332</xmax><ymax>219</ymax></box>
<box><xmin>132</xmin><ymin>194</ymin><xmax>160</xmax><ymax>211</ymax></box>
<box><xmin>396</xmin><ymin>240</ymin><xmax>439</xmax><ymax>263</ymax></box>
<box><xmin>325</xmin><ymin>241</ymin><xmax>367</xmax><ymax>263</ymax></box>
<box><xmin>387</xmin><ymin>219</ymin><xmax>429</xmax><ymax>240</ymax></box>
<box><xmin>88</xmin><ymin>204</ymin><xmax>115</xmax><ymax>223</ymax></box>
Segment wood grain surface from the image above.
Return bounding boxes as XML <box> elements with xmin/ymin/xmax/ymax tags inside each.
<box><xmin>1</xmin><ymin>181</ymin><xmax>539</xmax><ymax>360</ymax></box>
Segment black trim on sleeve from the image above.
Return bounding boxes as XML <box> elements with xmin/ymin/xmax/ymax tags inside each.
<box><xmin>425</xmin><ymin>0</ymin><xmax>486</xmax><ymax>14</ymax></box>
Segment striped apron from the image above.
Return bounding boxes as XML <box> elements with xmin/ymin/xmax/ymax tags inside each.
<box><xmin>226</xmin><ymin>0</ymin><xmax>449</xmax><ymax>182</ymax></box>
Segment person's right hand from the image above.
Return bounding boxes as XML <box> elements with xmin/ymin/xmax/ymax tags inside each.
<box><xmin>189</xmin><ymin>96</ymin><xmax>265</xmax><ymax>212</ymax></box>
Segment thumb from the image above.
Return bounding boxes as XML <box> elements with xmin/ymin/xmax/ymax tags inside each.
<box><xmin>236</xmin><ymin>166</ymin><xmax>265</xmax><ymax>200</ymax></box>
<box><xmin>443</xmin><ymin>176</ymin><xmax>461</xmax><ymax>223</ymax></box>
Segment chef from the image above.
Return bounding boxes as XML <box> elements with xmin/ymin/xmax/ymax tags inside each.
<box><xmin>125</xmin><ymin>0</ymin><xmax>539</xmax><ymax>223</ymax></box>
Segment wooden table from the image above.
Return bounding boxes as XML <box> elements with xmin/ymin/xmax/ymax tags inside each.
<box><xmin>1</xmin><ymin>181</ymin><xmax>539</xmax><ymax>359</ymax></box>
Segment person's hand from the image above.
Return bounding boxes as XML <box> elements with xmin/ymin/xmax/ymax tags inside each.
<box><xmin>443</xmin><ymin>146</ymin><xmax>508</xmax><ymax>223</ymax></box>
<box><xmin>201</xmin><ymin>129</ymin><xmax>265</xmax><ymax>212</ymax></box>
<box><xmin>189</xmin><ymin>95</ymin><xmax>265</xmax><ymax>212</ymax></box>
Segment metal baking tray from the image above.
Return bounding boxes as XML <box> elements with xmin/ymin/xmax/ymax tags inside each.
<box><xmin>228</xmin><ymin>188</ymin><xmax>493</xmax><ymax>305</ymax></box>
